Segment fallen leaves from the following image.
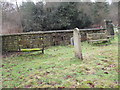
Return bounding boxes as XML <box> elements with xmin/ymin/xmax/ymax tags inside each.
<box><xmin>109</xmin><ymin>64</ymin><xmax>116</xmax><ymax>68</ymax></box>
<box><xmin>101</xmin><ymin>59</ymin><xmax>108</xmax><ymax>62</ymax></box>
<box><xmin>101</xmin><ymin>68</ymin><xmax>106</xmax><ymax>70</ymax></box>
<box><xmin>65</xmin><ymin>75</ymin><xmax>73</xmax><ymax>79</ymax></box>
<box><xmin>2</xmin><ymin>36</ymin><xmax>118</xmax><ymax>88</ymax></box>
<box><xmin>97</xmin><ymin>63</ymin><xmax>102</xmax><ymax>65</ymax></box>
<box><xmin>58</xmin><ymin>87</ymin><xmax>65</xmax><ymax>88</ymax></box>
<box><xmin>104</xmin><ymin>72</ymin><xmax>109</xmax><ymax>74</ymax></box>
<box><xmin>88</xmin><ymin>82</ymin><xmax>95</xmax><ymax>88</ymax></box>
<box><xmin>25</xmin><ymin>85</ymin><xmax>32</xmax><ymax>88</ymax></box>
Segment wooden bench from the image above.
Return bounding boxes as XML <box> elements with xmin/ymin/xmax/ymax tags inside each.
<box><xmin>20</xmin><ymin>48</ymin><xmax>44</xmax><ymax>53</ymax></box>
<box><xmin>87</xmin><ymin>33</ymin><xmax>110</xmax><ymax>44</ymax></box>
<box><xmin>18</xmin><ymin>38</ymin><xmax>44</xmax><ymax>54</ymax></box>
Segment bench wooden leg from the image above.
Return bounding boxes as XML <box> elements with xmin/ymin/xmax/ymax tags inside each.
<box><xmin>42</xmin><ymin>49</ymin><xmax>44</xmax><ymax>54</ymax></box>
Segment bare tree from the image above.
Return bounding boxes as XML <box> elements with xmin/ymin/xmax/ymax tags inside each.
<box><xmin>15</xmin><ymin>0</ymin><xmax>23</xmax><ymax>33</ymax></box>
<box><xmin>108</xmin><ymin>2</ymin><xmax>118</xmax><ymax>25</ymax></box>
<box><xmin>1</xmin><ymin>1</ymin><xmax>23</xmax><ymax>34</ymax></box>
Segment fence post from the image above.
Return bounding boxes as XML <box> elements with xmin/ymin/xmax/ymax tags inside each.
<box><xmin>73</xmin><ymin>28</ymin><xmax>83</xmax><ymax>60</ymax></box>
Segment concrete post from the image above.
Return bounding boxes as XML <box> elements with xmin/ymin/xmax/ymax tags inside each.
<box><xmin>73</xmin><ymin>28</ymin><xmax>83</xmax><ymax>60</ymax></box>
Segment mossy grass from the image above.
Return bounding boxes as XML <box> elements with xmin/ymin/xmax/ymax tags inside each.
<box><xmin>2</xmin><ymin>35</ymin><xmax>119</xmax><ymax>88</ymax></box>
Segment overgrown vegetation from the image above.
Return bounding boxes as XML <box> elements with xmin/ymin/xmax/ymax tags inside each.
<box><xmin>2</xmin><ymin>35</ymin><xmax>118</xmax><ymax>88</ymax></box>
<box><xmin>20</xmin><ymin>2</ymin><xmax>92</xmax><ymax>31</ymax></box>
<box><xmin>1</xmin><ymin>1</ymin><xmax>118</xmax><ymax>33</ymax></box>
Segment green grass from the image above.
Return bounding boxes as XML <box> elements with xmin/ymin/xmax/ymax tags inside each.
<box><xmin>2</xmin><ymin>35</ymin><xmax>118</xmax><ymax>88</ymax></box>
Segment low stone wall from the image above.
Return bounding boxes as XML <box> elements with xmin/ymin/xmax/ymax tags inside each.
<box><xmin>1</xmin><ymin>28</ymin><xmax>106</xmax><ymax>52</ymax></box>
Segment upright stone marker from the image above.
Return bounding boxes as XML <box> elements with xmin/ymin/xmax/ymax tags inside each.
<box><xmin>104</xmin><ymin>20</ymin><xmax>114</xmax><ymax>36</ymax></box>
<box><xmin>73</xmin><ymin>28</ymin><xmax>83</xmax><ymax>60</ymax></box>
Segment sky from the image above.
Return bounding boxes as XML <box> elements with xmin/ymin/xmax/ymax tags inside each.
<box><xmin>2</xmin><ymin>0</ymin><xmax>116</xmax><ymax>5</ymax></box>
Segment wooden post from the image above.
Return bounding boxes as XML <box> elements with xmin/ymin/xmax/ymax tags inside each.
<box><xmin>73</xmin><ymin>28</ymin><xmax>83</xmax><ymax>60</ymax></box>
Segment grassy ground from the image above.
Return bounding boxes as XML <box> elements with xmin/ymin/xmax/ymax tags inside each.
<box><xmin>2</xmin><ymin>35</ymin><xmax>118</xmax><ymax>88</ymax></box>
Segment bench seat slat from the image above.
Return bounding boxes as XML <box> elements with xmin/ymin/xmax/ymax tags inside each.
<box><xmin>21</xmin><ymin>48</ymin><xmax>43</xmax><ymax>52</ymax></box>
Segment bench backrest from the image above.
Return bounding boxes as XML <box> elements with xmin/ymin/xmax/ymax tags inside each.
<box><xmin>87</xmin><ymin>33</ymin><xmax>107</xmax><ymax>40</ymax></box>
<box><xmin>19</xmin><ymin>36</ymin><xmax>44</xmax><ymax>49</ymax></box>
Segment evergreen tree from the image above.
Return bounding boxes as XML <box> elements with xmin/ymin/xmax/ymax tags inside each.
<box><xmin>45</xmin><ymin>2</ymin><xmax>92</xmax><ymax>30</ymax></box>
<box><xmin>91</xmin><ymin>2</ymin><xmax>109</xmax><ymax>25</ymax></box>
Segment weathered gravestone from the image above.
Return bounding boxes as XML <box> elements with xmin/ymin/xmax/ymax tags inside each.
<box><xmin>70</xmin><ymin>37</ymin><xmax>74</xmax><ymax>45</ymax></box>
<box><xmin>73</xmin><ymin>28</ymin><xmax>83</xmax><ymax>60</ymax></box>
<box><xmin>104</xmin><ymin>20</ymin><xmax>114</xmax><ymax>36</ymax></box>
